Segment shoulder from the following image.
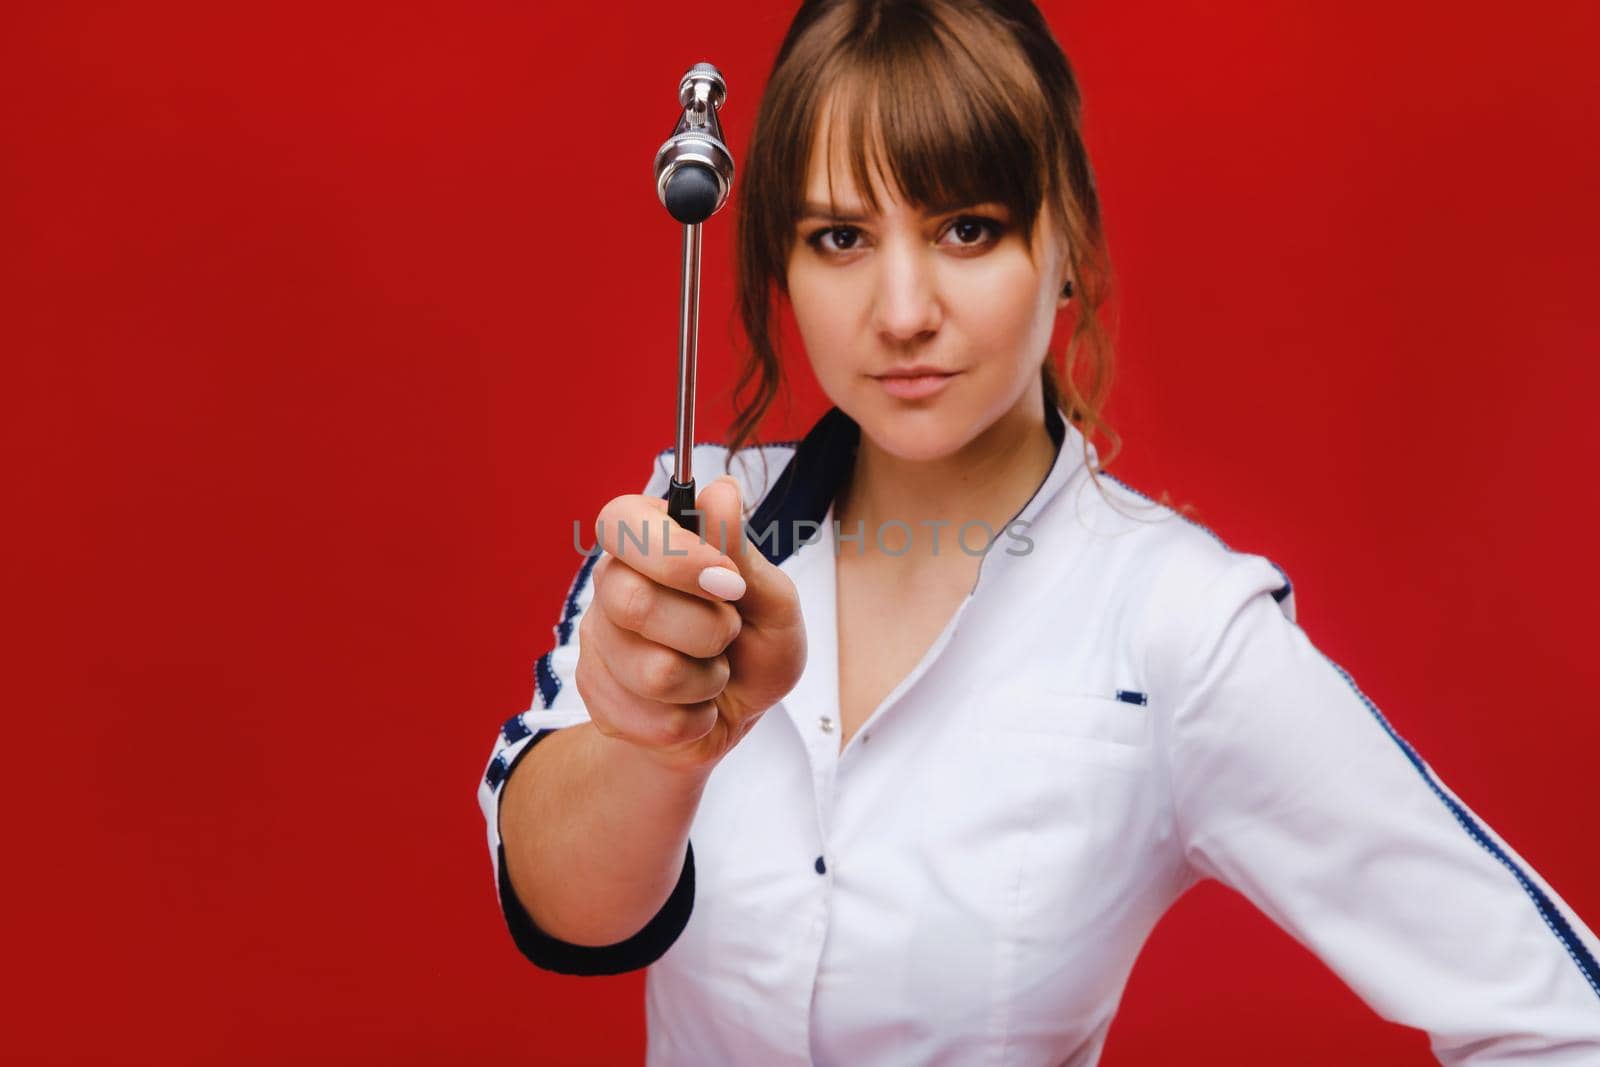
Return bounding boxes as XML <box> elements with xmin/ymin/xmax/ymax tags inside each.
<box><xmin>1056</xmin><ymin>468</ymin><xmax>1297</xmax><ymax>687</ymax></box>
<box><xmin>1075</xmin><ymin>471</ymin><xmax>1292</xmax><ymax>610</ymax></box>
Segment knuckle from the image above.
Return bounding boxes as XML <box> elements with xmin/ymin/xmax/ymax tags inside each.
<box><xmin>656</xmin><ymin>706</ymin><xmax>707</xmax><ymax>747</ymax></box>
<box><xmin>596</xmin><ymin>564</ymin><xmax>633</xmax><ymax>619</ymax></box>
<box><xmin>690</xmin><ymin>609</ymin><xmax>740</xmax><ymax>658</ymax></box>
<box><xmin>590</xmin><ymin>713</ymin><xmax>626</xmax><ymax>742</ymax></box>
<box><xmin>652</xmin><ymin>710</ymin><xmax>689</xmax><ymax>746</ymax></box>
<box><xmin>642</xmin><ymin>648</ymin><xmax>687</xmax><ymax>698</ymax></box>
<box><xmin>618</xmin><ymin>578</ymin><xmax>655</xmax><ymax>632</ymax></box>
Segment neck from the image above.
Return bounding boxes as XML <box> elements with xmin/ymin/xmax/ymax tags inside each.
<box><xmin>834</xmin><ymin>395</ymin><xmax>1059</xmax><ymax>562</ymax></box>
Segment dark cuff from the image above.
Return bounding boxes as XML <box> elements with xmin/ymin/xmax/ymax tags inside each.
<box><xmin>494</xmin><ymin>727</ymin><xmax>697</xmax><ymax>976</ymax></box>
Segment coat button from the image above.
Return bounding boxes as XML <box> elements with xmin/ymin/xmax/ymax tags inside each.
<box><xmin>814</xmin><ymin>855</ymin><xmax>827</xmax><ymax>875</ymax></box>
<box><xmin>818</xmin><ymin>716</ymin><xmax>835</xmax><ymax>733</ymax></box>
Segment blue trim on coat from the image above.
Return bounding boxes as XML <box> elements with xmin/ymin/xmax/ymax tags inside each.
<box><xmin>1321</xmin><ymin>655</ymin><xmax>1600</xmax><ymax>1001</ymax></box>
<box><xmin>534</xmin><ymin>651</ymin><xmax>559</xmax><ymax>710</ymax></box>
<box><xmin>483</xmin><ymin>753</ymin><xmax>508</xmax><ymax>790</ymax></box>
<box><xmin>555</xmin><ymin>552</ymin><xmax>601</xmax><ymax>646</ymax></box>
<box><xmin>533</xmin><ymin>551</ymin><xmax>604</xmax><ymax>710</ymax></box>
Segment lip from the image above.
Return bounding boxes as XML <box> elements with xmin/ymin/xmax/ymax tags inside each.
<box><xmin>874</xmin><ymin>364</ymin><xmax>957</xmax><ymax>379</ymax></box>
<box><xmin>874</xmin><ymin>369</ymin><xmax>960</xmax><ymax>400</ymax></box>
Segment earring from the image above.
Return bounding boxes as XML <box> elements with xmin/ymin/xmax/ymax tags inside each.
<box><xmin>1061</xmin><ymin>280</ymin><xmax>1074</xmax><ymax>299</ymax></box>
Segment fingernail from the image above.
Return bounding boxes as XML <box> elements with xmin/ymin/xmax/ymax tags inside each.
<box><xmin>698</xmin><ymin>566</ymin><xmax>746</xmax><ymax>600</ymax></box>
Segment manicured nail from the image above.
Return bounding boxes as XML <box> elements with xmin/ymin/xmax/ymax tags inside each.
<box><xmin>698</xmin><ymin>566</ymin><xmax>746</xmax><ymax>600</ymax></box>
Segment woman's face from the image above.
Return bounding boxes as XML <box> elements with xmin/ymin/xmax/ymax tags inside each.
<box><xmin>784</xmin><ymin>106</ymin><xmax>1073</xmax><ymax>463</ymax></box>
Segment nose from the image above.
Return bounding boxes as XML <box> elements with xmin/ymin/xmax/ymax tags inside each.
<box><xmin>870</xmin><ymin>238</ymin><xmax>942</xmax><ymax>343</ymax></box>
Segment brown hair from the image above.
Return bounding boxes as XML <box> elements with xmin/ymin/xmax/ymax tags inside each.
<box><xmin>728</xmin><ymin>0</ymin><xmax>1120</xmax><ymax>476</ymax></box>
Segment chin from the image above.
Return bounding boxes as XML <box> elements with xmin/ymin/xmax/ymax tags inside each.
<box><xmin>851</xmin><ymin>393</ymin><xmax>975</xmax><ymax>462</ymax></box>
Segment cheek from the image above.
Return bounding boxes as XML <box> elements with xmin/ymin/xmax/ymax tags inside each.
<box><xmin>956</xmin><ymin>261</ymin><xmax>1055</xmax><ymax>355</ymax></box>
<box><xmin>786</xmin><ymin>263</ymin><xmax>860</xmax><ymax>371</ymax></box>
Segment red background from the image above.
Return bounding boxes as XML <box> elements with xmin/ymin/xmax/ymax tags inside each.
<box><xmin>4</xmin><ymin>2</ymin><xmax>1597</xmax><ymax>1064</ymax></box>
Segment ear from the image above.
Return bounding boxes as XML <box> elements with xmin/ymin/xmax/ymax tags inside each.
<box><xmin>1056</xmin><ymin>263</ymin><xmax>1077</xmax><ymax>308</ymax></box>
<box><xmin>1054</xmin><ymin>235</ymin><xmax>1076</xmax><ymax>308</ymax></box>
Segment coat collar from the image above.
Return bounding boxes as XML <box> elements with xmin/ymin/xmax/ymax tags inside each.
<box><xmin>750</xmin><ymin>394</ymin><xmax>1082</xmax><ymax>568</ymax></box>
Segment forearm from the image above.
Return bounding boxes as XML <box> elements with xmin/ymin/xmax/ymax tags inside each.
<box><xmin>499</xmin><ymin>720</ymin><xmax>710</xmax><ymax>947</ymax></box>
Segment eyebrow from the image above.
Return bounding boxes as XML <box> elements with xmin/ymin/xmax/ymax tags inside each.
<box><xmin>797</xmin><ymin>198</ymin><xmax>993</xmax><ymax>223</ymax></box>
<box><xmin>799</xmin><ymin>201</ymin><xmax>870</xmax><ymax>223</ymax></box>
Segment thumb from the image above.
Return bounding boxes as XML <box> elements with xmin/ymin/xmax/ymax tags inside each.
<box><xmin>696</xmin><ymin>475</ymin><xmax>790</xmax><ymax>623</ymax></box>
<box><xmin>696</xmin><ymin>475</ymin><xmax>752</xmax><ymax>566</ymax></box>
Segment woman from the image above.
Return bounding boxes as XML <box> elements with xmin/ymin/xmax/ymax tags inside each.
<box><xmin>478</xmin><ymin>1</ymin><xmax>1600</xmax><ymax>1063</ymax></box>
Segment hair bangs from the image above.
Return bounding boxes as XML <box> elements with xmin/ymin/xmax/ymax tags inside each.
<box><xmin>805</xmin><ymin>8</ymin><xmax>1048</xmax><ymax>245</ymax></box>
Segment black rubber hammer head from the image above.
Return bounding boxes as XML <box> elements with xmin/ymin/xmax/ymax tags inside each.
<box><xmin>654</xmin><ymin>62</ymin><xmax>734</xmax><ymax>225</ymax></box>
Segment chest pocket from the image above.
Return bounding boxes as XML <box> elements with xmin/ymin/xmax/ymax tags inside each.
<box><xmin>989</xmin><ymin>690</ymin><xmax>1148</xmax><ymax>744</ymax></box>
<box><xmin>972</xmin><ymin>676</ymin><xmax>1153</xmax><ymax>767</ymax></box>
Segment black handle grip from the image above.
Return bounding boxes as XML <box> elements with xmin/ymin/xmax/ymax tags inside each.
<box><xmin>667</xmin><ymin>477</ymin><xmax>699</xmax><ymax>536</ymax></box>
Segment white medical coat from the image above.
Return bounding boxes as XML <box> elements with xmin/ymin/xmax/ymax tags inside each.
<box><xmin>478</xmin><ymin>400</ymin><xmax>1600</xmax><ymax>1065</ymax></box>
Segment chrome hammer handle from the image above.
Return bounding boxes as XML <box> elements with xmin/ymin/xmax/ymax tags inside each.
<box><xmin>670</xmin><ymin>220</ymin><xmax>704</xmax><ymax>533</ymax></box>
<box><xmin>654</xmin><ymin>62</ymin><xmax>734</xmax><ymax>535</ymax></box>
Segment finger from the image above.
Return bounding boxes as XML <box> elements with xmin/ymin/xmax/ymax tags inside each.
<box><xmin>593</xmin><ymin>494</ymin><xmax>746</xmax><ymax>603</ymax></box>
<box><xmin>595</xmin><ymin>554</ymin><xmax>743</xmax><ymax>658</ymax></box>
<box><xmin>572</xmin><ymin>634</ymin><xmax>719</xmax><ymax>751</ymax></box>
<box><xmin>581</xmin><ymin>600</ymin><xmax>732</xmax><ymax>706</ymax></box>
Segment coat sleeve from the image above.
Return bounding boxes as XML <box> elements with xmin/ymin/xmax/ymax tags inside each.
<box><xmin>475</xmin><ymin>451</ymin><xmax>696</xmax><ymax>977</ymax></box>
<box><xmin>1156</xmin><ymin>550</ymin><xmax>1600</xmax><ymax>1063</ymax></box>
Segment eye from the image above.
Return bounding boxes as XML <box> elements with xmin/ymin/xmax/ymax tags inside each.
<box><xmin>938</xmin><ymin>215</ymin><xmax>1005</xmax><ymax>249</ymax></box>
<box><xmin>806</xmin><ymin>225</ymin><xmax>865</xmax><ymax>254</ymax></box>
<box><xmin>801</xmin><ymin>215</ymin><xmax>1003</xmax><ymax>257</ymax></box>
